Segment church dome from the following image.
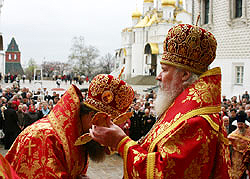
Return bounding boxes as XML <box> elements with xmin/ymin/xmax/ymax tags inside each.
<box><xmin>179</xmin><ymin>0</ymin><xmax>183</xmax><ymax>5</ymax></box>
<box><xmin>144</xmin><ymin>0</ymin><xmax>154</xmax><ymax>3</ymax></box>
<box><xmin>132</xmin><ymin>9</ymin><xmax>142</xmax><ymax>19</ymax></box>
<box><xmin>162</xmin><ymin>0</ymin><xmax>176</xmax><ymax>7</ymax></box>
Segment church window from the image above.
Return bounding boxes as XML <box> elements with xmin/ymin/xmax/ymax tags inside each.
<box><xmin>235</xmin><ymin>66</ymin><xmax>244</xmax><ymax>84</ymax></box>
<box><xmin>123</xmin><ymin>58</ymin><xmax>126</xmax><ymax>64</ymax></box>
<box><xmin>204</xmin><ymin>0</ymin><xmax>209</xmax><ymax>24</ymax></box>
<box><xmin>227</xmin><ymin>0</ymin><xmax>247</xmax><ymax>27</ymax></box>
<box><xmin>200</xmin><ymin>0</ymin><xmax>212</xmax><ymax>25</ymax></box>
<box><xmin>14</xmin><ymin>54</ymin><xmax>17</xmax><ymax>60</ymax></box>
<box><xmin>9</xmin><ymin>54</ymin><xmax>11</xmax><ymax>60</ymax></box>
<box><xmin>145</xmin><ymin>56</ymin><xmax>148</xmax><ymax>64</ymax></box>
<box><xmin>235</xmin><ymin>0</ymin><xmax>242</xmax><ymax>18</ymax></box>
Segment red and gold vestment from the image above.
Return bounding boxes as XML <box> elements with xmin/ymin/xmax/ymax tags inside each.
<box><xmin>5</xmin><ymin>85</ymin><xmax>88</xmax><ymax>179</ymax></box>
<box><xmin>228</xmin><ymin>126</ymin><xmax>250</xmax><ymax>178</ymax></box>
<box><xmin>0</xmin><ymin>153</ymin><xmax>20</xmax><ymax>179</ymax></box>
<box><xmin>117</xmin><ymin>68</ymin><xmax>231</xmax><ymax>178</ymax></box>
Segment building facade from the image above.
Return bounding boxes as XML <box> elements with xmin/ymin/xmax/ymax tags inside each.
<box><xmin>0</xmin><ymin>0</ymin><xmax>4</xmax><ymax>78</ymax></box>
<box><xmin>193</xmin><ymin>0</ymin><xmax>250</xmax><ymax>98</ymax></box>
<box><xmin>113</xmin><ymin>0</ymin><xmax>193</xmax><ymax>82</ymax></box>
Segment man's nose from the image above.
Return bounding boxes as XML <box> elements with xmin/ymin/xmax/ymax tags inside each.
<box><xmin>155</xmin><ymin>73</ymin><xmax>161</xmax><ymax>81</ymax></box>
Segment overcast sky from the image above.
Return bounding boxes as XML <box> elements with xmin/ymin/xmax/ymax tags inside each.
<box><xmin>1</xmin><ymin>0</ymin><xmax>142</xmax><ymax>66</ymax></box>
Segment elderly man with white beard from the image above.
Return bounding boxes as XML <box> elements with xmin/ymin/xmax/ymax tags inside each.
<box><xmin>90</xmin><ymin>24</ymin><xmax>231</xmax><ymax>178</ymax></box>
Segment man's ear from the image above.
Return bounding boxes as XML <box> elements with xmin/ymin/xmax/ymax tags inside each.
<box><xmin>181</xmin><ymin>70</ymin><xmax>191</xmax><ymax>82</ymax></box>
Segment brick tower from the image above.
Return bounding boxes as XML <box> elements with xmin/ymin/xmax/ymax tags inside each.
<box><xmin>5</xmin><ymin>37</ymin><xmax>24</xmax><ymax>75</ymax></box>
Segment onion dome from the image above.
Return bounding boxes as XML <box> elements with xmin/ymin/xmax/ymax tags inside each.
<box><xmin>132</xmin><ymin>9</ymin><xmax>142</xmax><ymax>19</ymax></box>
<box><xmin>162</xmin><ymin>0</ymin><xmax>176</xmax><ymax>7</ymax></box>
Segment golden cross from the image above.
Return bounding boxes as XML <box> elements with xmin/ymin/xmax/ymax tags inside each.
<box><xmin>24</xmin><ymin>140</ymin><xmax>36</xmax><ymax>156</ymax></box>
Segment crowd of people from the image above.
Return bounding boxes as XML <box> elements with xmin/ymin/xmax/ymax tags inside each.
<box><xmin>0</xmin><ymin>83</ymin><xmax>64</xmax><ymax>149</ymax></box>
<box><xmin>220</xmin><ymin>91</ymin><xmax>250</xmax><ymax>178</ymax></box>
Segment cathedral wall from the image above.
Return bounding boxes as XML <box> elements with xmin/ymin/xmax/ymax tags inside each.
<box><xmin>193</xmin><ymin>0</ymin><xmax>250</xmax><ymax>97</ymax></box>
<box><xmin>131</xmin><ymin>43</ymin><xmax>144</xmax><ymax>78</ymax></box>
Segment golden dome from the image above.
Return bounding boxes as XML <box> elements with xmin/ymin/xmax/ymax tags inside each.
<box><xmin>179</xmin><ymin>0</ymin><xmax>183</xmax><ymax>5</ymax></box>
<box><xmin>144</xmin><ymin>0</ymin><xmax>154</xmax><ymax>3</ymax></box>
<box><xmin>162</xmin><ymin>0</ymin><xmax>176</xmax><ymax>7</ymax></box>
<box><xmin>132</xmin><ymin>9</ymin><xmax>142</xmax><ymax>19</ymax></box>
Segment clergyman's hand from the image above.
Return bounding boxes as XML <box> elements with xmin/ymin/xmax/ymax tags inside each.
<box><xmin>89</xmin><ymin>118</ymin><xmax>127</xmax><ymax>150</ymax></box>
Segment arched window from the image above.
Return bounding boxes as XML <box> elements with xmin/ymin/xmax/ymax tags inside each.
<box><xmin>9</xmin><ymin>54</ymin><xmax>11</xmax><ymax>60</ymax></box>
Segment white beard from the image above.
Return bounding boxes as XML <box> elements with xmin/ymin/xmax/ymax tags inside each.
<box><xmin>155</xmin><ymin>80</ymin><xmax>183</xmax><ymax>117</ymax></box>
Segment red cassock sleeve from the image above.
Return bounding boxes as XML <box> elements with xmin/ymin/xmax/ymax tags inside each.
<box><xmin>117</xmin><ymin>116</ymin><xmax>231</xmax><ymax>179</ymax></box>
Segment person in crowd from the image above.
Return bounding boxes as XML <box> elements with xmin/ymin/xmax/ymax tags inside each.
<box><xmin>48</xmin><ymin>104</ymin><xmax>54</xmax><ymax>111</ymax></box>
<box><xmin>56</xmin><ymin>78</ymin><xmax>61</xmax><ymax>88</ymax></box>
<box><xmin>5</xmin><ymin>74</ymin><xmax>134</xmax><ymax>179</ymax></box>
<box><xmin>36</xmin><ymin>102</ymin><xmax>44</xmax><ymax>119</ymax></box>
<box><xmin>16</xmin><ymin>104</ymin><xmax>25</xmax><ymax>131</ymax></box>
<box><xmin>24</xmin><ymin>104</ymin><xmax>40</xmax><ymax>128</ymax></box>
<box><xmin>129</xmin><ymin>102</ymin><xmax>144</xmax><ymax>141</ymax></box>
<box><xmin>223</xmin><ymin>115</ymin><xmax>236</xmax><ymax>135</ymax></box>
<box><xmin>44</xmin><ymin>91</ymin><xmax>51</xmax><ymax>102</ymax></box>
<box><xmin>3</xmin><ymin>101</ymin><xmax>20</xmax><ymax>149</ymax></box>
<box><xmin>89</xmin><ymin>24</ymin><xmax>231</xmax><ymax>178</ymax></box>
<box><xmin>221</xmin><ymin>106</ymin><xmax>228</xmax><ymax>118</ymax></box>
<box><xmin>5</xmin><ymin>87</ymin><xmax>13</xmax><ymax>101</ymax></box>
<box><xmin>53</xmin><ymin>96</ymin><xmax>59</xmax><ymax>104</ymax></box>
<box><xmin>22</xmin><ymin>74</ymin><xmax>26</xmax><ymax>83</ymax></box>
<box><xmin>41</xmin><ymin>102</ymin><xmax>50</xmax><ymax>117</ymax></box>
<box><xmin>51</xmin><ymin>91</ymin><xmax>57</xmax><ymax>102</ymax></box>
<box><xmin>141</xmin><ymin>108</ymin><xmax>156</xmax><ymax>136</ymax></box>
<box><xmin>242</xmin><ymin>91</ymin><xmax>249</xmax><ymax>102</ymax></box>
<box><xmin>230</xmin><ymin>109</ymin><xmax>237</xmax><ymax>124</ymax></box>
<box><xmin>228</xmin><ymin>111</ymin><xmax>250</xmax><ymax>178</ymax></box>
<box><xmin>22</xmin><ymin>104</ymin><xmax>28</xmax><ymax>113</ymax></box>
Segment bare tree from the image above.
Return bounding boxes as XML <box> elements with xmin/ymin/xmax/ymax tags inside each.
<box><xmin>68</xmin><ymin>36</ymin><xmax>99</xmax><ymax>78</ymax></box>
<box><xmin>97</xmin><ymin>53</ymin><xmax>114</xmax><ymax>74</ymax></box>
<box><xmin>41</xmin><ymin>61</ymin><xmax>70</xmax><ymax>77</ymax></box>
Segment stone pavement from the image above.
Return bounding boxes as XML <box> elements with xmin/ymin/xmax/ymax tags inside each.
<box><xmin>0</xmin><ymin>145</ymin><xmax>123</xmax><ymax>178</ymax></box>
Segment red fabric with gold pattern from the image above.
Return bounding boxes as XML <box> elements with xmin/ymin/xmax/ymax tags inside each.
<box><xmin>228</xmin><ymin>127</ymin><xmax>250</xmax><ymax>178</ymax></box>
<box><xmin>117</xmin><ymin>68</ymin><xmax>231</xmax><ymax>178</ymax></box>
<box><xmin>161</xmin><ymin>24</ymin><xmax>217</xmax><ymax>74</ymax></box>
<box><xmin>84</xmin><ymin>74</ymin><xmax>134</xmax><ymax>119</ymax></box>
<box><xmin>0</xmin><ymin>154</ymin><xmax>20</xmax><ymax>179</ymax></box>
<box><xmin>5</xmin><ymin>85</ymin><xmax>88</xmax><ymax>179</ymax></box>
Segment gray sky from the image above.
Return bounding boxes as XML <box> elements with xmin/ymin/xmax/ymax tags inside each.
<box><xmin>1</xmin><ymin>0</ymin><xmax>142</xmax><ymax>66</ymax></box>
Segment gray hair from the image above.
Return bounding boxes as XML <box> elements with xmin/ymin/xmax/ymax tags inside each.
<box><xmin>176</xmin><ymin>67</ymin><xmax>199</xmax><ymax>89</ymax></box>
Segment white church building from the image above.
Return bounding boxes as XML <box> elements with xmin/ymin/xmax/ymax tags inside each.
<box><xmin>193</xmin><ymin>0</ymin><xmax>250</xmax><ymax>98</ymax></box>
<box><xmin>0</xmin><ymin>0</ymin><xmax>4</xmax><ymax>77</ymax></box>
<box><xmin>113</xmin><ymin>0</ymin><xmax>193</xmax><ymax>84</ymax></box>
